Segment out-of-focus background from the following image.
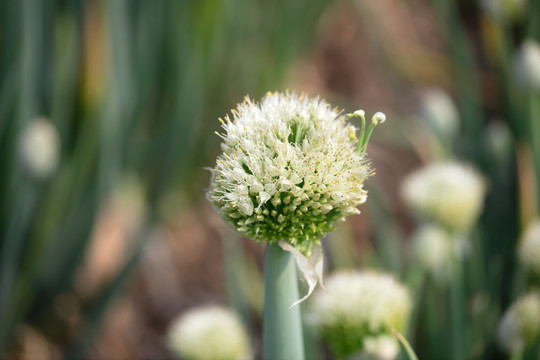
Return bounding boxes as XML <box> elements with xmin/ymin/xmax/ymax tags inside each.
<box><xmin>1</xmin><ymin>0</ymin><xmax>539</xmax><ymax>359</ymax></box>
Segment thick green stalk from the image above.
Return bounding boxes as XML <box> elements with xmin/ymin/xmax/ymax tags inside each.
<box><xmin>263</xmin><ymin>243</ymin><xmax>305</xmax><ymax>360</ymax></box>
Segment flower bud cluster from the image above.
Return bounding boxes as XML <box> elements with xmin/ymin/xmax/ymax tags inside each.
<box><xmin>209</xmin><ymin>92</ymin><xmax>376</xmax><ymax>254</ymax></box>
<box><xmin>401</xmin><ymin>162</ymin><xmax>486</xmax><ymax>232</ymax></box>
<box><xmin>308</xmin><ymin>271</ymin><xmax>411</xmax><ymax>359</ymax></box>
<box><xmin>167</xmin><ymin>306</ymin><xmax>251</xmax><ymax>360</ymax></box>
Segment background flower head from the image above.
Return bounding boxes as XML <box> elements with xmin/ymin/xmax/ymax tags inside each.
<box><xmin>167</xmin><ymin>306</ymin><xmax>251</xmax><ymax>360</ymax></box>
<box><xmin>496</xmin><ymin>291</ymin><xmax>540</xmax><ymax>354</ymax></box>
<box><xmin>401</xmin><ymin>162</ymin><xmax>486</xmax><ymax>232</ymax></box>
<box><xmin>308</xmin><ymin>270</ymin><xmax>411</xmax><ymax>359</ymax></box>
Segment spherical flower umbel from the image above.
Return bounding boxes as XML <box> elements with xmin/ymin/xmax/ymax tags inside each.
<box><xmin>208</xmin><ymin>92</ymin><xmax>383</xmax><ymax>254</ymax></box>
<box><xmin>496</xmin><ymin>291</ymin><xmax>540</xmax><ymax>354</ymax></box>
<box><xmin>401</xmin><ymin>162</ymin><xmax>486</xmax><ymax>232</ymax></box>
<box><xmin>518</xmin><ymin>221</ymin><xmax>540</xmax><ymax>277</ymax></box>
<box><xmin>308</xmin><ymin>271</ymin><xmax>412</xmax><ymax>359</ymax></box>
<box><xmin>167</xmin><ymin>306</ymin><xmax>251</xmax><ymax>360</ymax></box>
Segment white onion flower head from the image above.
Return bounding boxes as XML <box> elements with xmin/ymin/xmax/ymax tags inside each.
<box><xmin>209</xmin><ymin>92</ymin><xmax>383</xmax><ymax>254</ymax></box>
<box><xmin>518</xmin><ymin>221</ymin><xmax>540</xmax><ymax>277</ymax></box>
<box><xmin>497</xmin><ymin>291</ymin><xmax>540</xmax><ymax>354</ymax></box>
<box><xmin>308</xmin><ymin>271</ymin><xmax>411</xmax><ymax>358</ymax></box>
<box><xmin>412</xmin><ymin>225</ymin><xmax>453</xmax><ymax>282</ymax></box>
<box><xmin>167</xmin><ymin>306</ymin><xmax>251</xmax><ymax>360</ymax></box>
<box><xmin>513</xmin><ymin>39</ymin><xmax>540</xmax><ymax>92</ymax></box>
<box><xmin>18</xmin><ymin>118</ymin><xmax>60</xmax><ymax>180</ymax></box>
<box><xmin>401</xmin><ymin>162</ymin><xmax>486</xmax><ymax>232</ymax></box>
<box><xmin>419</xmin><ymin>88</ymin><xmax>459</xmax><ymax>139</ymax></box>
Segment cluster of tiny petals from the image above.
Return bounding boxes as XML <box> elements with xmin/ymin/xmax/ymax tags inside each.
<box><xmin>209</xmin><ymin>92</ymin><xmax>372</xmax><ymax>253</ymax></box>
<box><xmin>401</xmin><ymin>162</ymin><xmax>486</xmax><ymax>232</ymax></box>
<box><xmin>308</xmin><ymin>271</ymin><xmax>411</xmax><ymax>358</ymax></box>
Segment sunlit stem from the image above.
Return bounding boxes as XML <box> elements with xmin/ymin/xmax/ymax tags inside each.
<box><xmin>392</xmin><ymin>328</ymin><xmax>419</xmax><ymax>360</ymax></box>
<box><xmin>262</xmin><ymin>243</ymin><xmax>305</xmax><ymax>360</ymax></box>
<box><xmin>360</xmin><ymin>122</ymin><xmax>377</xmax><ymax>153</ymax></box>
<box><xmin>347</xmin><ymin>110</ymin><xmax>366</xmax><ymax>152</ymax></box>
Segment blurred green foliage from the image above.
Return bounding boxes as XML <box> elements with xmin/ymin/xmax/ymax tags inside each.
<box><xmin>1</xmin><ymin>0</ymin><xmax>540</xmax><ymax>359</ymax></box>
<box><xmin>0</xmin><ymin>0</ymin><xmax>329</xmax><ymax>356</ymax></box>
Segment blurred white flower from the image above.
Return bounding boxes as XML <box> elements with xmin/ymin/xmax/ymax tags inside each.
<box><xmin>357</xmin><ymin>335</ymin><xmax>400</xmax><ymax>360</ymax></box>
<box><xmin>309</xmin><ymin>271</ymin><xmax>411</xmax><ymax>359</ymax></box>
<box><xmin>412</xmin><ymin>225</ymin><xmax>453</xmax><ymax>282</ymax></box>
<box><xmin>18</xmin><ymin>118</ymin><xmax>60</xmax><ymax>180</ymax></box>
<box><xmin>513</xmin><ymin>39</ymin><xmax>540</xmax><ymax>92</ymax></box>
<box><xmin>481</xmin><ymin>0</ymin><xmax>527</xmax><ymax>21</ymax></box>
<box><xmin>167</xmin><ymin>306</ymin><xmax>251</xmax><ymax>360</ymax></box>
<box><xmin>209</xmin><ymin>91</ymin><xmax>382</xmax><ymax>255</ymax></box>
<box><xmin>401</xmin><ymin>162</ymin><xmax>486</xmax><ymax>232</ymax></box>
<box><xmin>419</xmin><ymin>88</ymin><xmax>459</xmax><ymax>139</ymax></box>
<box><xmin>497</xmin><ymin>291</ymin><xmax>540</xmax><ymax>354</ymax></box>
<box><xmin>484</xmin><ymin>120</ymin><xmax>513</xmax><ymax>163</ymax></box>
<box><xmin>518</xmin><ymin>221</ymin><xmax>540</xmax><ymax>277</ymax></box>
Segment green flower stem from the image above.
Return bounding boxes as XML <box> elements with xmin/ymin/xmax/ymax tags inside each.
<box><xmin>450</xmin><ymin>252</ymin><xmax>466</xmax><ymax>360</ymax></box>
<box><xmin>263</xmin><ymin>242</ymin><xmax>305</xmax><ymax>360</ymax></box>
<box><xmin>392</xmin><ymin>328</ymin><xmax>419</xmax><ymax>360</ymax></box>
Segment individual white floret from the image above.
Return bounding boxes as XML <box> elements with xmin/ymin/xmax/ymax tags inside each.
<box><xmin>167</xmin><ymin>306</ymin><xmax>251</xmax><ymax>360</ymax></box>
